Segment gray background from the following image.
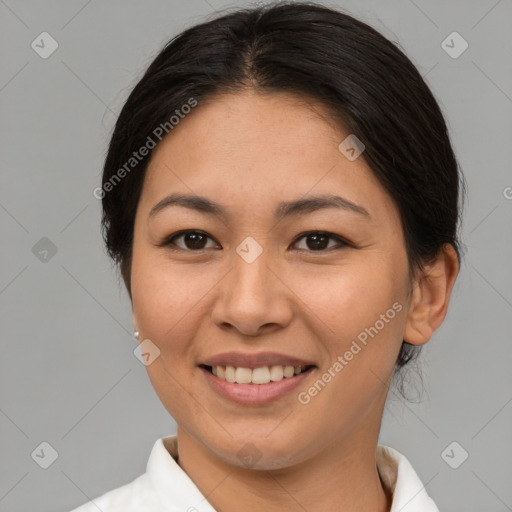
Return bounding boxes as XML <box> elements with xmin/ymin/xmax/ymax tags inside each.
<box><xmin>1</xmin><ymin>0</ymin><xmax>511</xmax><ymax>511</ymax></box>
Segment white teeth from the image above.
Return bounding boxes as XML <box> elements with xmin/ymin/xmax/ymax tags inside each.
<box><xmin>209</xmin><ymin>364</ymin><xmax>309</xmax><ymax>384</ymax></box>
<box><xmin>269</xmin><ymin>365</ymin><xmax>284</xmax><ymax>381</ymax></box>
<box><xmin>225</xmin><ymin>365</ymin><xmax>236</xmax><ymax>383</ymax></box>
<box><xmin>234</xmin><ymin>367</ymin><xmax>252</xmax><ymax>384</ymax></box>
<box><xmin>252</xmin><ymin>366</ymin><xmax>270</xmax><ymax>384</ymax></box>
<box><xmin>283</xmin><ymin>365</ymin><xmax>294</xmax><ymax>378</ymax></box>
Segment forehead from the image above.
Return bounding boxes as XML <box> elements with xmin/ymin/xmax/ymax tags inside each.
<box><xmin>147</xmin><ymin>90</ymin><xmax>346</xmax><ymax>170</ymax></box>
<box><xmin>139</xmin><ymin>90</ymin><xmax>399</xmax><ymax>226</ymax></box>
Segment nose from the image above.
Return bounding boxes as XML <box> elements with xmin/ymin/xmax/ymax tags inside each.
<box><xmin>210</xmin><ymin>247</ymin><xmax>294</xmax><ymax>337</ymax></box>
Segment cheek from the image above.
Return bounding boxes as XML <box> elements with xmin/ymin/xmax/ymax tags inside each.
<box><xmin>304</xmin><ymin>259</ymin><xmax>408</xmax><ymax>396</ymax></box>
<box><xmin>131</xmin><ymin>251</ymin><xmax>215</xmax><ymax>359</ymax></box>
<box><xmin>132</xmin><ymin>251</ymin><xmax>179</xmax><ymax>334</ymax></box>
<box><xmin>299</xmin><ymin>259</ymin><xmax>405</xmax><ymax>335</ymax></box>
<box><xmin>131</xmin><ymin>254</ymin><xmax>209</xmax><ymax>419</ymax></box>
<box><xmin>298</xmin><ymin>265</ymin><xmax>406</xmax><ymax>422</ymax></box>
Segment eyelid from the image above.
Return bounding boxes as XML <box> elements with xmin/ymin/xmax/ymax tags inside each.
<box><xmin>158</xmin><ymin>229</ymin><xmax>220</xmax><ymax>249</ymax></box>
<box><xmin>294</xmin><ymin>231</ymin><xmax>351</xmax><ymax>250</ymax></box>
<box><xmin>158</xmin><ymin>229</ymin><xmax>352</xmax><ymax>252</ymax></box>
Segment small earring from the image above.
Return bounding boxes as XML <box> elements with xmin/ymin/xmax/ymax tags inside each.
<box><xmin>133</xmin><ymin>330</ymin><xmax>139</xmax><ymax>340</ymax></box>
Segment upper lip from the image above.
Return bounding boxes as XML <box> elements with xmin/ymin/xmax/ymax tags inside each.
<box><xmin>200</xmin><ymin>351</ymin><xmax>317</xmax><ymax>369</ymax></box>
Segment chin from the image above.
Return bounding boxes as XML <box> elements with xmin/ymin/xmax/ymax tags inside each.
<box><xmin>203</xmin><ymin>428</ymin><xmax>311</xmax><ymax>470</ymax></box>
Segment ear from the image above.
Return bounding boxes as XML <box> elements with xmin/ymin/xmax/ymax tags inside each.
<box><xmin>403</xmin><ymin>243</ymin><xmax>460</xmax><ymax>346</ymax></box>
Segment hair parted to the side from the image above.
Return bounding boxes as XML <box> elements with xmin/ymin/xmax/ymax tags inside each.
<box><xmin>100</xmin><ymin>1</ymin><xmax>466</xmax><ymax>399</ymax></box>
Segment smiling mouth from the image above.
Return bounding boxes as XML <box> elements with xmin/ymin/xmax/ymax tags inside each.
<box><xmin>200</xmin><ymin>364</ymin><xmax>316</xmax><ymax>385</ymax></box>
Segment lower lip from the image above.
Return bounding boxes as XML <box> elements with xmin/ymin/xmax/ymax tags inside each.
<box><xmin>199</xmin><ymin>366</ymin><xmax>315</xmax><ymax>405</ymax></box>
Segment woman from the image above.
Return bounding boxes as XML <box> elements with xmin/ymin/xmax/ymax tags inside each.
<box><xmin>72</xmin><ymin>2</ymin><xmax>463</xmax><ymax>511</ymax></box>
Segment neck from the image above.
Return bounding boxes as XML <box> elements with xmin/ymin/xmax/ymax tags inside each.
<box><xmin>174</xmin><ymin>427</ymin><xmax>392</xmax><ymax>512</ymax></box>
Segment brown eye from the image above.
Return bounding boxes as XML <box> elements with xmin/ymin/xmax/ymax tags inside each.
<box><xmin>159</xmin><ymin>230</ymin><xmax>350</xmax><ymax>253</ymax></box>
<box><xmin>293</xmin><ymin>231</ymin><xmax>349</xmax><ymax>251</ymax></box>
<box><xmin>161</xmin><ymin>230</ymin><xmax>219</xmax><ymax>251</ymax></box>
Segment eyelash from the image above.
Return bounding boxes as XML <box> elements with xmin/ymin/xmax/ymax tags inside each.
<box><xmin>158</xmin><ymin>230</ymin><xmax>352</xmax><ymax>253</ymax></box>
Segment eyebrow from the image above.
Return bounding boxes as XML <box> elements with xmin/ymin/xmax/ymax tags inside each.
<box><xmin>149</xmin><ymin>193</ymin><xmax>371</xmax><ymax>220</ymax></box>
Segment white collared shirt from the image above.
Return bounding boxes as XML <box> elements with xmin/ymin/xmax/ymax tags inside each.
<box><xmin>69</xmin><ymin>435</ymin><xmax>439</xmax><ymax>512</ymax></box>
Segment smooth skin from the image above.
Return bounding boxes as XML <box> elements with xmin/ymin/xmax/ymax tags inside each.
<box><xmin>130</xmin><ymin>90</ymin><xmax>459</xmax><ymax>512</ymax></box>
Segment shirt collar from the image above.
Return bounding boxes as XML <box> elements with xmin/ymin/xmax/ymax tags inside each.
<box><xmin>147</xmin><ymin>435</ymin><xmax>439</xmax><ymax>512</ymax></box>
<box><xmin>146</xmin><ymin>436</ymin><xmax>218</xmax><ymax>512</ymax></box>
<box><xmin>377</xmin><ymin>445</ymin><xmax>439</xmax><ymax>511</ymax></box>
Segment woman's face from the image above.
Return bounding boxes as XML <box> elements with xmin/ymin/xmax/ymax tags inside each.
<box><xmin>131</xmin><ymin>90</ymin><xmax>415</xmax><ymax>468</ymax></box>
